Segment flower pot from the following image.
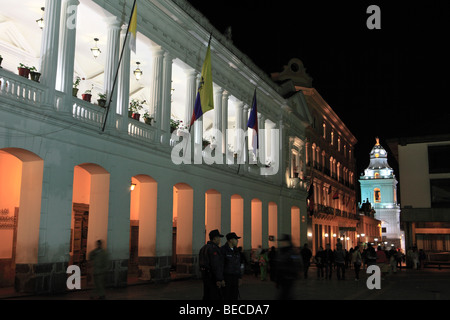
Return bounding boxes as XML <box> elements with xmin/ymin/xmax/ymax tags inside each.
<box><xmin>72</xmin><ymin>88</ymin><xmax>79</xmax><ymax>97</ymax></box>
<box><xmin>128</xmin><ymin>111</ymin><xmax>133</xmax><ymax>118</ymax></box>
<box><xmin>144</xmin><ymin>118</ymin><xmax>153</xmax><ymax>125</ymax></box>
<box><xmin>132</xmin><ymin>113</ymin><xmax>140</xmax><ymax>121</ymax></box>
<box><xmin>97</xmin><ymin>99</ymin><xmax>107</xmax><ymax>108</ymax></box>
<box><xmin>18</xmin><ymin>67</ymin><xmax>30</xmax><ymax>79</ymax></box>
<box><xmin>82</xmin><ymin>93</ymin><xmax>92</xmax><ymax>102</ymax></box>
<box><xmin>30</xmin><ymin>72</ymin><xmax>41</xmax><ymax>82</ymax></box>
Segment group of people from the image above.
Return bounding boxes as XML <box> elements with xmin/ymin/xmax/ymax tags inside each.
<box><xmin>200</xmin><ymin>230</ymin><xmax>301</xmax><ymax>300</ymax></box>
<box><xmin>312</xmin><ymin>241</ymin><xmax>406</xmax><ymax>281</ymax></box>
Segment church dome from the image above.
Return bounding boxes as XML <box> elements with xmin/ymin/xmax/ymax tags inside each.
<box><xmin>363</xmin><ymin>138</ymin><xmax>394</xmax><ymax>178</ymax></box>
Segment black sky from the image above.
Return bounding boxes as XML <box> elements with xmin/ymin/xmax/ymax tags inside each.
<box><xmin>186</xmin><ymin>0</ymin><xmax>450</xmax><ymax>177</ymax></box>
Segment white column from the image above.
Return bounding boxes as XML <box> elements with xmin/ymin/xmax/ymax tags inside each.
<box><xmin>243</xmin><ymin>104</ymin><xmax>249</xmax><ymax>168</ymax></box>
<box><xmin>103</xmin><ymin>16</ymin><xmax>122</xmax><ymax>128</ymax></box>
<box><xmin>214</xmin><ymin>87</ymin><xmax>223</xmax><ymax>149</ymax></box>
<box><xmin>56</xmin><ymin>0</ymin><xmax>79</xmax><ymax>113</ymax></box>
<box><xmin>235</xmin><ymin>101</ymin><xmax>244</xmax><ymax>159</ymax></box>
<box><xmin>149</xmin><ymin>46</ymin><xmax>165</xmax><ymax>140</ymax></box>
<box><xmin>194</xmin><ymin>73</ymin><xmax>203</xmax><ymax>161</ymax></box>
<box><xmin>259</xmin><ymin>114</ymin><xmax>266</xmax><ymax>166</ymax></box>
<box><xmin>39</xmin><ymin>0</ymin><xmax>62</xmax><ymax>105</ymax></box>
<box><xmin>161</xmin><ymin>51</ymin><xmax>174</xmax><ymax>145</ymax></box>
<box><xmin>117</xmin><ymin>24</ymin><xmax>131</xmax><ymax>133</ymax></box>
<box><xmin>185</xmin><ymin>69</ymin><xmax>198</xmax><ymax>126</ymax></box>
<box><xmin>221</xmin><ymin>91</ymin><xmax>229</xmax><ymax>156</ymax></box>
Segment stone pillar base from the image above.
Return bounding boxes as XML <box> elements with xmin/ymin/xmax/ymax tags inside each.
<box><xmin>176</xmin><ymin>254</ymin><xmax>199</xmax><ymax>278</ymax></box>
<box><xmin>138</xmin><ymin>256</ymin><xmax>171</xmax><ymax>282</ymax></box>
<box><xmin>14</xmin><ymin>262</ymin><xmax>68</xmax><ymax>294</ymax></box>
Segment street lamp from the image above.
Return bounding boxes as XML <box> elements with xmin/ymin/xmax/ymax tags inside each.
<box><xmin>36</xmin><ymin>7</ymin><xmax>45</xmax><ymax>30</ymax></box>
<box><xmin>91</xmin><ymin>38</ymin><xmax>101</xmax><ymax>59</ymax></box>
<box><xmin>134</xmin><ymin>62</ymin><xmax>143</xmax><ymax>81</ymax></box>
<box><xmin>130</xmin><ymin>183</ymin><xmax>136</xmax><ymax>191</ymax></box>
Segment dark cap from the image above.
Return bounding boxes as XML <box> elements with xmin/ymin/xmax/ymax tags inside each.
<box><xmin>209</xmin><ymin>229</ymin><xmax>224</xmax><ymax>239</ymax></box>
<box><xmin>226</xmin><ymin>232</ymin><xmax>241</xmax><ymax>241</ymax></box>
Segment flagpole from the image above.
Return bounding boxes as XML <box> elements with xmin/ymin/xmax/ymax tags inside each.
<box><xmin>101</xmin><ymin>0</ymin><xmax>138</xmax><ymax>132</ymax></box>
<box><xmin>188</xmin><ymin>32</ymin><xmax>213</xmax><ymax>134</ymax></box>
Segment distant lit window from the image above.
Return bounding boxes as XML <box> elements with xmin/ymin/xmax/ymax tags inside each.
<box><xmin>375</xmin><ymin>172</ymin><xmax>380</xmax><ymax>179</ymax></box>
<box><xmin>323</xmin><ymin>123</ymin><xmax>326</xmax><ymax>139</ymax></box>
<box><xmin>374</xmin><ymin>188</ymin><xmax>381</xmax><ymax>203</ymax></box>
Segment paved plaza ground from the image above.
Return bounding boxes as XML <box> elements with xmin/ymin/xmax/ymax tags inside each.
<box><xmin>2</xmin><ymin>266</ymin><xmax>449</xmax><ymax>301</ymax></box>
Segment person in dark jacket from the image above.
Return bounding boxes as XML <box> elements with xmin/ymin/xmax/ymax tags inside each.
<box><xmin>315</xmin><ymin>246</ymin><xmax>325</xmax><ymax>279</ymax></box>
<box><xmin>199</xmin><ymin>229</ymin><xmax>225</xmax><ymax>300</ymax></box>
<box><xmin>323</xmin><ymin>243</ymin><xmax>334</xmax><ymax>279</ymax></box>
<box><xmin>275</xmin><ymin>234</ymin><xmax>300</xmax><ymax>300</ymax></box>
<box><xmin>221</xmin><ymin>232</ymin><xmax>242</xmax><ymax>300</ymax></box>
<box><xmin>300</xmin><ymin>243</ymin><xmax>312</xmax><ymax>279</ymax></box>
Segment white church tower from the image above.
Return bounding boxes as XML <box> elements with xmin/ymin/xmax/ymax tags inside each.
<box><xmin>359</xmin><ymin>138</ymin><xmax>404</xmax><ymax>250</ymax></box>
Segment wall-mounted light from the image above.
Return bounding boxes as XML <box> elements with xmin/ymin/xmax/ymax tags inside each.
<box><xmin>130</xmin><ymin>183</ymin><xmax>136</xmax><ymax>191</ymax></box>
<box><xmin>36</xmin><ymin>7</ymin><xmax>45</xmax><ymax>30</ymax></box>
<box><xmin>324</xmin><ymin>233</ymin><xmax>329</xmax><ymax>238</ymax></box>
<box><xmin>134</xmin><ymin>62</ymin><xmax>143</xmax><ymax>81</ymax></box>
<box><xmin>91</xmin><ymin>38</ymin><xmax>101</xmax><ymax>59</ymax></box>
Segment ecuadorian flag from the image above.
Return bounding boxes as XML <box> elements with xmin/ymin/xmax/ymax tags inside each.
<box><xmin>247</xmin><ymin>89</ymin><xmax>259</xmax><ymax>156</ymax></box>
<box><xmin>128</xmin><ymin>1</ymin><xmax>137</xmax><ymax>53</ymax></box>
<box><xmin>190</xmin><ymin>40</ymin><xmax>214</xmax><ymax>127</ymax></box>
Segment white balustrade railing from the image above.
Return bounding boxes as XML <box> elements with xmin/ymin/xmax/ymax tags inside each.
<box><xmin>0</xmin><ymin>68</ymin><xmax>45</xmax><ymax>105</ymax></box>
<box><xmin>128</xmin><ymin>119</ymin><xmax>157</xmax><ymax>144</ymax></box>
<box><xmin>72</xmin><ymin>98</ymin><xmax>105</xmax><ymax>127</ymax></box>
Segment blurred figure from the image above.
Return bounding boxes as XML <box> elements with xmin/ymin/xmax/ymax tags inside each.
<box><xmin>275</xmin><ymin>234</ymin><xmax>299</xmax><ymax>300</ymax></box>
<box><xmin>315</xmin><ymin>246</ymin><xmax>325</xmax><ymax>279</ymax></box>
<box><xmin>259</xmin><ymin>249</ymin><xmax>269</xmax><ymax>281</ymax></box>
<box><xmin>300</xmin><ymin>243</ymin><xmax>312</xmax><ymax>279</ymax></box>
<box><xmin>351</xmin><ymin>246</ymin><xmax>362</xmax><ymax>281</ymax></box>
<box><xmin>89</xmin><ymin>239</ymin><xmax>109</xmax><ymax>300</ymax></box>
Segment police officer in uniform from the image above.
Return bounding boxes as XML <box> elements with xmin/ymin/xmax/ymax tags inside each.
<box><xmin>199</xmin><ymin>229</ymin><xmax>225</xmax><ymax>300</ymax></box>
<box><xmin>221</xmin><ymin>232</ymin><xmax>242</xmax><ymax>300</ymax></box>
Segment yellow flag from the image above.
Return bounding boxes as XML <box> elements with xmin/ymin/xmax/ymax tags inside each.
<box><xmin>128</xmin><ymin>2</ymin><xmax>137</xmax><ymax>53</ymax></box>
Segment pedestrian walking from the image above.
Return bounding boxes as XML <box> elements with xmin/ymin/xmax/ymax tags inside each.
<box><xmin>376</xmin><ymin>246</ymin><xmax>389</xmax><ymax>278</ymax></box>
<box><xmin>88</xmin><ymin>239</ymin><xmax>109</xmax><ymax>300</ymax></box>
<box><xmin>334</xmin><ymin>243</ymin><xmax>346</xmax><ymax>280</ymax></box>
<box><xmin>275</xmin><ymin>234</ymin><xmax>299</xmax><ymax>300</ymax></box>
<box><xmin>323</xmin><ymin>243</ymin><xmax>334</xmax><ymax>279</ymax></box>
<box><xmin>300</xmin><ymin>243</ymin><xmax>312</xmax><ymax>279</ymax></box>
<box><xmin>251</xmin><ymin>246</ymin><xmax>262</xmax><ymax>278</ymax></box>
<box><xmin>259</xmin><ymin>249</ymin><xmax>269</xmax><ymax>281</ymax></box>
<box><xmin>389</xmin><ymin>247</ymin><xmax>398</xmax><ymax>274</ymax></box>
<box><xmin>351</xmin><ymin>246</ymin><xmax>362</xmax><ymax>281</ymax></box>
<box><xmin>315</xmin><ymin>246</ymin><xmax>325</xmax><ymax>279</ymax></box>
<box><xmin>419</xmin><ymin>249</ymin><xmax>426</xmax><ymax>270</ymax></box>
<box><xmin>221</xmin><ymin>232</ymin><xmax>242</xmax><ymax>300</ymax></box>
<box><xmin>268</xmin><ymin>246</ymin><xmax>277</xmax><ymax>282</ymax></box>
<box><xmin>199</xmin><ymin>229</ymin><xmax>225</xmax><ymax>300</ymax></box>
<box><xmin>366</xmin><ymin>243</ymin><xmax>377</xmax><ymax>267</ymax></box>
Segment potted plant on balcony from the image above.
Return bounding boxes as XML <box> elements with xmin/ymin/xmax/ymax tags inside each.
<box><xmin>82</xmin><ymin>85</ymin><xmax>94</xmax><ymax>103</ymax></box>
<box><xmin>29</xmin><ymin>66</ymin><xmax>41</xmax><ymax>82</ymax></box>
<box><xmin>143</xmin><ymin>112</ymin><xmax>154</xmax><ymax>125</ymax></box>
<box><xmin>18</xmin><ymin>63</ymin><xmax>31</xmax><ymax>78</ymax></box>
<box><xmin>129</xmin><ymin>99</ymin><xmax>145</xmax><ymax>121</ymax></box>
<box><xmin>97</xmin><ymin>93</ymin><xmax>107</xmax><ymax>108</ymax></box>
<box><xmin>202</xmin><ymin>139</ymin><xmax>211</xmax><ymax>149</ymax></box>
<box><xmin>170</xmin><ymin>119</ymin><xmax>181</xmax><ymax>133</ymax></box>
<box><xmin>73</xmin><ymin>76</ymin><xmax>83</xmax><ymax>97</ymax></box>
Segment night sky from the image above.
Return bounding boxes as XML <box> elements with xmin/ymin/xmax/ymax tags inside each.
<box><xmin>186</xmin><ymin>0</ymin><xmax>450</xmax><ymax>179</ymax></box>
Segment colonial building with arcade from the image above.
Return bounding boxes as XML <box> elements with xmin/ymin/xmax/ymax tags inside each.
<box><xmin>0</xmin><ymin>0</ymin><xmax>314</xmax><ymax>293</ymax></box>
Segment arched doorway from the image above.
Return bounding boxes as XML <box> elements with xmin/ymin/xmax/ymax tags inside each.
<box><xmin>128</xmin><ymin>175</ymin><xmax>157</xmax><ymax>282</ymax></box>
<box><xmin>230</xmin><ymin>194</ymin><xmax>244</xmax><ymax>249</ymax></box>
<box><xmin>0</xmin><ymin>148</ymin><xmax>43</xmax><ymax>288</ymax></box>
<box><xmin>251</xmin><ymin>198</ymin><xmax>262</xmax><ymax>249</ymax></box>
<box><xmin>291</xmin><ymin>206</ymin><xmax>301</xmax><ymax>248</ymax></box>
<box><xmin>70</xmin><ymin>164</ymin><xmax>110</xmax><ymax>281</ymax></box>
<box><xmin>172</xmin><ymin>183</ymin><xmax>193</xmax><ymax>275</ymax></box>
<box><xmin>268</xmin><ymin>202</ymin><xmax>278</xmax><ymax>248</ymax></box>
<box><xmin>205</xmin><ymin>189</ymin><xmax>221</xmax><ymax>243</ymax></box>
